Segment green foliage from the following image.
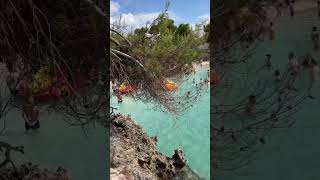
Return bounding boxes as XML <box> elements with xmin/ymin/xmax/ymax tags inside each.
<box><xmin>176</xmin><ymin>24</ymin><xmax>192</xmax><ymax>37</ymax></box>
<box><xmin>121</xmin><ymin>13</ymin><xmax>206</xmax><ymax>77</ymax></box>
<box><xmin>149</xmin><ymin>13</ymin><xmax>177</xmax><ymax>34</ymax></box>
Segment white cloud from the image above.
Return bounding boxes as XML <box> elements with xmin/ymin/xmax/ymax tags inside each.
<box><xmin>110</xmin><ymin>1</ymin><xmax>120</xmax><ymax>15</ymax></box>
<box><xmin>167</xmin><ymin>11</ymin><xmax>180</xmax><ymax>23</ymax></box>
<box><xmin>119</xmin><ymin>11</ymin><xmax>181</xmax><ymax>29</ymax></box>
<box><xmin>121</xmin><ymin>12</ymin><xmax>160</xmax><ymax>29</ymax></box>
<box><xmin>198</xmin><ymin>14</ymin><xmax>210</xmax><ymax>24</ymax></box>
<box><xmin>110</xmin><ymin>1</ymin><xmax>181</xmax><ymax>31</ymax></box>
<box><xmin>110</xmin><ymin>1</ymin><xmax>159</xmax><ymax>29</ymax></box>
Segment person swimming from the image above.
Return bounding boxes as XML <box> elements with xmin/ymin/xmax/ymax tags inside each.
<box><xmin>311</xmin><ymin>26</ymin><xmax>319</xmax><ymax>50</ymax></box>
<box><xmin>318</xmin><ymin>0</ymin><xmax>320</xmax><ymax>18</ymax></box>
<box><xmin>22</xmin><ymin>97</ymin><xmax>40</xmax><ymax>130</ymax></box>
<box><xmin>117</xmin><ymin>93</ymin><xmax>123</xmax><ymax>103</ymax></box>
<box><xmin>246</xmin><ymin>95</ymin><xmax>257</xmax><ymax>116</ymax></box>
<box><xmin>302</xmin><ymin>53</ymin><xmax>313</xmax><ymax>68</ymax></box>
<box><xmin>269</xmin><ymin>22</ymin><xmax>275</xmax><ymax>40</ymax></box>
<box><xmin>186</xmin><ymin>91</ymin><xmax>191</xmax><ymax>97</ymax></box>
<box><xmin>311</xmin><ymin>59</ymin><xmax>320</xmax><ymax>81</ymax></box>
<box><xmin>288</xmin><ymin>52</ymin><xmax>299</xmax><ymax>75</ymax></box>
<box><xmin>265</xmin><ymin>54</ymin><xmax>272</xmax><ymax>67</ymax></box>
<box><xmin>274</xmin><ymin>70</ymin><xmax>281</xmax><ymax>81</ymax></box>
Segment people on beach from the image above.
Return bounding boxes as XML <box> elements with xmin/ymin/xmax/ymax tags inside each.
<box><xmin>311</xmin><ymin>26</ymin><xmax>319</xmax><ymax>50</ymax></box>
<box><xmin>265</xmin><ymin>54</ymin><xmax>272</xmax><ymax>67</ymax></box>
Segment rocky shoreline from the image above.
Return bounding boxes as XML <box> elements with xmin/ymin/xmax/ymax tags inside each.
<box><xmin>110</xmin><ymin>114</ymin><xmax>205</xmax><ymax>180</ymax></box>
<box><xmin>0</xmin><ymin>163</ymin><xmax>71</xmax><ymax>180</ymax></box>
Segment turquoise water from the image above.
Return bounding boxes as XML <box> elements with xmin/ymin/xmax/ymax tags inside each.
<box><xmin>111</xmin><ymin>67</ymin><xmax>210</xmax><ymax>179</ymax></box>
<box><xmin>0</xmin><ymin>79</ymin><xmax>106</xmax><ymax>180</ymax></box>
<box><xmin>216</xmin><ymin>8</ymin><xmax>320</xmax><ymax>180</ymax></box>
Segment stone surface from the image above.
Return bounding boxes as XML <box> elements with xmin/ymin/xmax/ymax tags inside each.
<box><xmin>110</xmin><ymin>114</ymin><xmax>205</xmax><ymax>180</ymax></box>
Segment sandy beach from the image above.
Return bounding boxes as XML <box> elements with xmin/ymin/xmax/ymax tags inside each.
<box><xmin>193</xmin><ymin>61</ymin><xmax>210</xmax><ymax>71</ymax></box>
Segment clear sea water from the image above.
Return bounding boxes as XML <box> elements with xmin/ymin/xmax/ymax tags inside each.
<box><xmin>0</xmin><ymin>80</ymin><xmax>106</xmax><ymax>180</ymax></box>
<box><xmin>216</xmin><ymin>7</ymin><xmax>320</xmax><ymax>180</ymax></box>
<box><xmin>111</xmin><ymin>66</ymin><xmax>210</xmax><ymax>179</ymax></box>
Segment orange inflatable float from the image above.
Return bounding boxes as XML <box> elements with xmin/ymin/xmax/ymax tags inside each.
<box><xmin>164</xmin><ymin>80</ymin><xmax>178</xmax><ymax>91</ymax></box>
<box><xmin>119</xmin><ymin>84</ymin><xmax>133</xmax><ymax>94</ymax></box>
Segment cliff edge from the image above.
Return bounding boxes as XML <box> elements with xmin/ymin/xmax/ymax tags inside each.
<box><xmin>110</xmin><ymin>114</ymin><xmax>205</xmax><ymax>180</ymax></box>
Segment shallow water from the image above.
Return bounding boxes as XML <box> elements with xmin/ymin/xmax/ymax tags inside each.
<box><xmin>111</xmin><ymin>67</ymin><xmax>210</xmax><ymax>179</ymax></box>
<box><xmin>216</xmin><ymin>8</ymin><xmax>320</xmax><ymax>180</ymax></box>
<box><xmin>0</xmin><ymin>91</ymin><xmax>106</xmax><ymax>179</ymax></box>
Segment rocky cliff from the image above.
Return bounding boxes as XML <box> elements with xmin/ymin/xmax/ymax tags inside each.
<box><xmin>110</xmin><ymin>114</ymin><xmax>205</xmax><ymax>180</ymax></box>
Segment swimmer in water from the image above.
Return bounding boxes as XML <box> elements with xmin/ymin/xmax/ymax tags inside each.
<box><xmin>311</xmin><ymin>59</ymin><xmax>320</xmax><ymax>81</ymax></box>
<box><xmin>312</xmin><ymin>26</ymin><xmax>319</xmax><ymax>50</ymax></box>
<box><xmin>186</xmin><ymin>91</ymin><xmax>191</xmax><ymax>97</ymax></box>
<box><xmin>246</xmin><ymin>95</ymin><xmax>256</xmax><ymax>116</ymax></box>
<box><xmin>269</xmin><ymin>22</ymin><xmax>275</xmax><ymax>40</ymax></box>
<box><xmin>265</xmin><ymin>54</ymin><xmax>272</xmax><ymax>67</ymax></box>
<box><xmin>22</xmin><ymin>97</ymin><xmax>40</xmax><ymax>131</ymax></box>
<box><xmin>318</xmin><ymin>0</ymin><xmax>320</xmax><ymax>18</ymax></box>
<box><xmin>288</xmin><ymin>52</ymin><xmax>299</xmax><ymax>75</ymax></box>
<box><xmin>303</xmin><ymin>53</ymin><xmax>313</xmax><ymax>68</ymax></box>
<box><xmin>274</xmin><ymin>70</ymin><xmax>281</xmax><ymax>81</ymax></box>
<box><xmin>117</xmin><ymin>93</ymin><xmax>123</xmax><ymax>103</ymax></box>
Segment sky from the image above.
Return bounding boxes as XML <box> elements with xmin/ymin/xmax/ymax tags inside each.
<box><xmin>110</xmin><ymin>0</ymin><xmax>210</xmax><ymax>30</ymax></box>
